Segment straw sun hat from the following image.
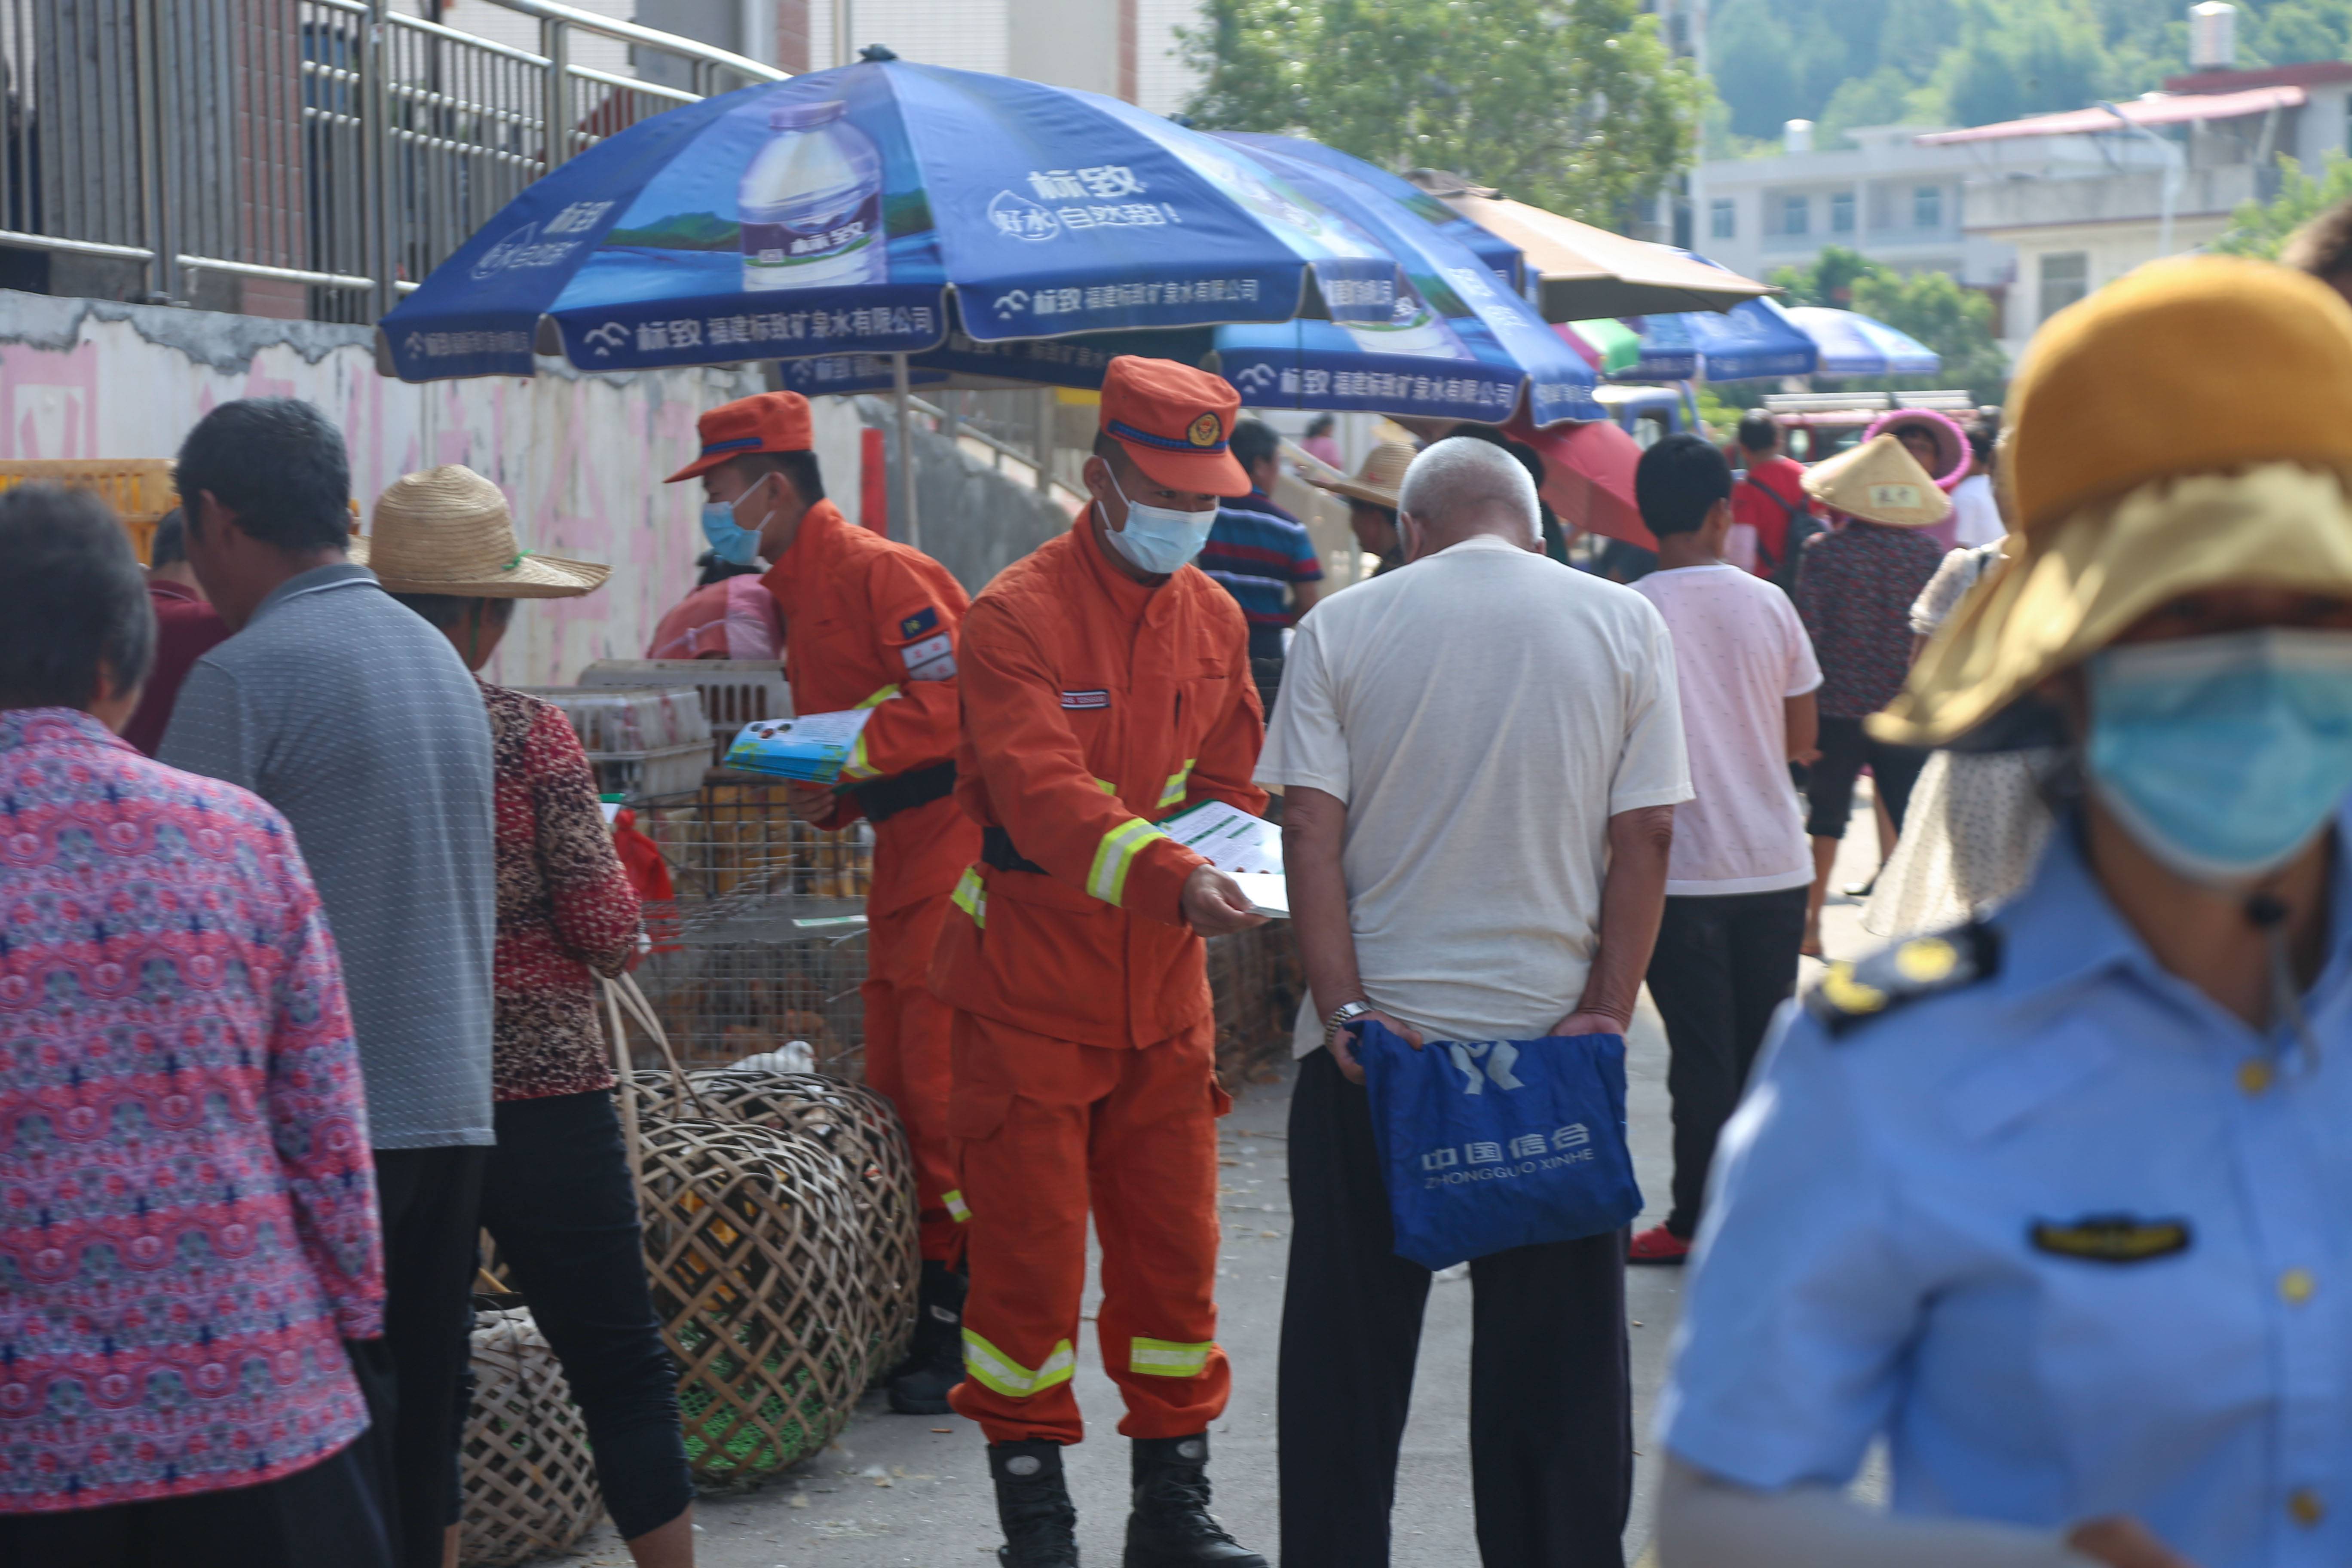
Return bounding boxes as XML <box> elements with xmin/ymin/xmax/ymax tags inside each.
<box><xmin>1874</xmin><ymin>255</ymin><xmax>2352</xmax><ymax>749</ymax></box>
<box><xmin>1801</xmin><ymin>434</ymin><xmax>1952</xmax><ymax>529</ymax></box>
<box><xmin>1310</xmin><ymin>440</ymin><xmax>1416</xmax><ymax>509</ymax></box>
<box><xmin>351</xmin><ymin>465</ymin><xmax>610</xmax><ymax>597</ymax></box>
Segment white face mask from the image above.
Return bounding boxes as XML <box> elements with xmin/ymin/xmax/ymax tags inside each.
<box><xmin>1100</xmin><ymin>468</ymin><xmax>1215</xmax><ymax>575</ymax></box>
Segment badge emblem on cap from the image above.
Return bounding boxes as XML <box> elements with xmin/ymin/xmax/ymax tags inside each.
<box><xmin>1187</xmin><ymin>413</ymin><xmax>1222</xmax><ymax>449</ymax></box>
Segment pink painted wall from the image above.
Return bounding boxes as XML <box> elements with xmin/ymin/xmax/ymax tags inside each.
<box><xmin>0</xmin><ymin>294</ymin><xmax>865</xmax><ymax>686</ymax></box>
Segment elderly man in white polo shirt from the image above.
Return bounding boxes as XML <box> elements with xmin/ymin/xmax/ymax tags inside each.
<box><xmin>1260</xmin><ymin>437</ymin><xmax>1691</xmax><ymax>1568</ymax></box>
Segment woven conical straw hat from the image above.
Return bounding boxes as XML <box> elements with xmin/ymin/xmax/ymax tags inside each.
<box><xmin>1800</xmin><ymin>433</ymin><xmax>1951</xmax><ymax>528</ymax></box>
<box><xmin>352</xmin><ymin>465</ymin><xmax>610</xmax><ymax>597</ymax></box>
<box><xmin>1310</xmin><ymin>440</ymin><xmax>1415</xmax><ymax>509</ymax></box>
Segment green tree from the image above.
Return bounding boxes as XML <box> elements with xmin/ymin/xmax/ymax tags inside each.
<box><xmin>1768</xmin><ymin>243</ymin><xmax>1882</xmax><ymax>306</ymax></box>
<box><xmin>2212</xmin><ymin>151</ymin><xmax>2352</xmax><ymax>259</ymax></box>
<box><xmin>1711</xmin><ymin>0</ymin><xmax>1806</xmax><ymax>141</ymax></box>
<box><xmin>1852</xmin><ymin>268</ymin><xmax>2011</xmax><ymax>403</ymax></box>
<box><xmin>1933</xmin><ymin>3</ymin><xmax>2105</xmax><ymax>129</ymax></box>
<box><xmin>1181</xmin><ymin>0</ymin><xmax>1704</xmax><ymax>227</ymax></box>
<box><xmin>1818</xmin><ymin>67</ymin><xmax>1920</xmax><ymax>147</ymax></box>
<box><xmin>1770</xmin><ymin>247</ymin><xmax>2009</xmax><ymax>401</ymax></box>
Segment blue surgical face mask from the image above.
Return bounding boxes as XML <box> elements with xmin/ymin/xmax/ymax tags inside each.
<box><xmin>700</xmin><ymin>476</ymin><xmax>768</xmax><ymax>567</ymax></box>
<box><xmin>1100</xmin><ymin>469</ymin><xmax>1216</xmax><ymax>576</ymax></box>
<box><xmin>2086</xmin><ymin>628</ymin><xmax>2352</xmax><ymax>885</ymax></box>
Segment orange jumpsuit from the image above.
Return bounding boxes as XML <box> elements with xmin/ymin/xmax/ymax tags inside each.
<box><xmin>761</xmin><ymin>499</ymin><xmax>980</xmax><ymax>1263</ymax></box>
<box><xmin>930</xmin><ymin>514</ymin><xmax>1266</xmax><ymax>1446</ymax></box>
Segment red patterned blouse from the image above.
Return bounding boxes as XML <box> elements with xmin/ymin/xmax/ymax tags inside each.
<box><xmin>0</xmin><ymin>708</ymin><xmax>383</xmax><ymax>1512</ymax></box>
<box><xmin>480</xmin><ymin>683</ymin><xmax>643</xmax><ymax>1101</ymax></box>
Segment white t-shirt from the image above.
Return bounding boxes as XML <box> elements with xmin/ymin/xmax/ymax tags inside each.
<box><xmin>1258</xmin><ymin>534</ymin><xmax>1692</xmax><ymax>1055</ymax></box>
<box><xmin>1631</xmin><ymin>562</ymin><xmax>1822</xmax><ymax>896</ymax></box>
<box><xmin>1948</xmin><ymin>473</ymin><xmax>2004</xmax><ymax>549</ymax></box>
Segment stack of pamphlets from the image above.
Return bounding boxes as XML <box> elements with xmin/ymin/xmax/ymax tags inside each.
<box><xmin>723</xmin><ymin>710</ymin><xmax>874</xmax><ymax>785</ymax></box>
<box><xmin>1157</xmin><ymin>798</ymin><xmax>1288</xmax><ymax>918</ymax></box>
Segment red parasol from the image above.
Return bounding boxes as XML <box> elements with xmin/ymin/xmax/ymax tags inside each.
<box><xmin>1505</xmin><ymin>413</ymin><xmax>1656</xmax><ymax>551</ymax></box>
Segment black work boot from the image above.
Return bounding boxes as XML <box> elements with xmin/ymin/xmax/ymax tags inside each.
<box><xmin>887</xmin><ymin>1259</ymin><xmax>967</xmax><ymax>1414</ymax></box>
<box><xmin>989</xmin><ymin>1439</ymin><xmax>1079</xmax><ymax>1567</ymax></box>
<box><xmin>1124</xmin><ymin>1433</ymin><xmax>1265</xmax><ymax>1567</ymax></box>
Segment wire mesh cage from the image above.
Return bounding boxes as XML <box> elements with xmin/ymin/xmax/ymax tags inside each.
<box><xmin>1206</xmin><ymin>921</ymin><xmax>1306</xmax><ymax>1089</ymax></box>
<box><xmin>628</xmin><ymin>781</ymin><xmax>877</xmax><ymax>1076</ymax></box>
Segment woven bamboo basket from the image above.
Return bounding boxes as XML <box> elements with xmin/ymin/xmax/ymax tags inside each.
<box><xmin>458</xmin><ymin>1307</ymin><xmax>603</xmax><ymax>1567</ymax></box>
<box><xmin>606</xmin><ymin>977</ymin><xmax>877</xmax><ymax>1482</ymax></box>
<box><xmin>686</xmin><ymin>1069</ymin><xmax>920</xmax><ymax>1375</ymax></box>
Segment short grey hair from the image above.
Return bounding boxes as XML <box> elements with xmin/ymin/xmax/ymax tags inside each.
<box><xmin>1397</xmin><ymin>436</ymin><xmax>1539</xmax><ymax>542</ymax></box>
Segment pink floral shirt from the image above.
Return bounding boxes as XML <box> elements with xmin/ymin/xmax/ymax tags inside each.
<box><xmin>0</xmin><ymin>709</ymin><xmax>383</xmax><ymax>1513</ymax></box>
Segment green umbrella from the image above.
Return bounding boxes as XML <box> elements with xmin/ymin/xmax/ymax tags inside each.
<box><xmin>1563</xmin><ymin>317</ymin><xmax>1643</xmax><ymax>376</ymax></box>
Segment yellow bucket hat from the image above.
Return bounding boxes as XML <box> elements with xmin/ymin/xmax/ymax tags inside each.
<box><xmin>1801</xmin><ymin>434</ymin><xmax>1951</xmax><ymax>528</ymax></box>
<box><xmin>1874</xmin><ymin>256</ymin><xmax>2352</xmax><ymax>747</ymax></box>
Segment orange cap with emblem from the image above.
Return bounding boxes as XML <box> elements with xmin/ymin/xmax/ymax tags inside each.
<box><xmin>665</xmin><ymin>391</ymin><xmax>815</xmax><ymax>483</ymax></box>
<box><xmin>1097</xmin><ymin>355</ymin><xmax>1250</xmax><ymax>497</ymax></box>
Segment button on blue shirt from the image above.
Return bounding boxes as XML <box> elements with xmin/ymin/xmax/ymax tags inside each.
<box><xmin>1660</xmin><ymin>813</ymin><xmax>2352</xmax><ymax>1568</ymax></box>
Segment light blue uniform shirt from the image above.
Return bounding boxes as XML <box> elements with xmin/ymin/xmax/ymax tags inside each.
<box><xmin>1660</xmin><ymin>812</ymin><xmax>2352</xmax><ymax>1568</ymax></box>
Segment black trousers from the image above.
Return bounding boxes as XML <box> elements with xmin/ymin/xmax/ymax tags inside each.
<box><xmin>1644</xmin><ymin>886</ymin><xmax>1809</xmax><ymax>1238</ymax></box>
<box><xmin>480</xmin><ymin>1090</ymin><xmax>692</xmax><ymax>1541</ymax></box>
<box><xmin>367</xmin><ymin>1144</ymin><xmax>490</xmax><ymax>1568</ymax></box>
<box><xmin>0</xmin><ymin>1441</ymin><xmax>392</xmax><ymax>1568</ymax></box>
<box><xmin>1278</xmin><ymin>1047</ymin><xmax>1631</xmax><ymax>1568</ymax></box>
<box><xmin>1804</xmin><ymin>714</ymin><xmax>1929</xmax><ymax>839</ymax></box>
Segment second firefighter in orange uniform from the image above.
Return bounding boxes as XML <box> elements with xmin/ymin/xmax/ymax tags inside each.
<box><xmin>668</xmin><ymin>392</ymin><xmax>981</xmax><ymax>1412</ymax></box>
<box><xmin>931</xmin><ymin>357</ymin><xmax>1271</xmax><ymax>1568</ymax></box>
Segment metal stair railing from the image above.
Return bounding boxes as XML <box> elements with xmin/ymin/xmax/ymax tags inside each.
<box><xmin>0</xmin><ymin>0</ymin><xmax>784</xmax><ymax>323</ymax></box>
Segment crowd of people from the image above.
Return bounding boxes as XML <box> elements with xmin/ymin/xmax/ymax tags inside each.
<box><xmin>12</xmin><ymin>227</ymin><xmax>2352</xmax><ymax>1568</ymax></box>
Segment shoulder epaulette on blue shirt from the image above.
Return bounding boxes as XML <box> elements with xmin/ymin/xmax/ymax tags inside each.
<box><xmin>1804</xmin><ymin>921</ymin><xmax>2002</xmax><ymax>1039</ymax></box>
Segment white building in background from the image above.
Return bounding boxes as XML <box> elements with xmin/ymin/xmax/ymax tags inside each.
<box><xmin>1942</xmin><ymin>56</ymin><xmax>2352</xmax><ymax>360</ymax></box>
<box><xmin>1693</xmin><ymin>122</ymin><xmax>2040</xmax><ymax>291</ymax></box>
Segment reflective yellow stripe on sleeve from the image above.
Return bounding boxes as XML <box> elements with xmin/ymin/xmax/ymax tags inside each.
<box><xmin>1128</xmin><ymin>1337</ymin><xmax>1215</xmax><ymax>1377</ymax></box>
<box><xmin>840</xmin><ymin>684</ymin><xmax>901</xmax><ymax>782</ymax></box>
<box><xmin>943</xmin><ymin>1188</ymin><xmax>971</xmax><ymax>1223</ymax></box>
<box><xmin>1155</xmin><ymin>758</ymin><xmax>1196</xmax><ymax>810</ymax></box>
<box><xmin>1086</xmin><ymin>817</ymin><xmax>1167</xmax><ymax>907</ymax></box>
<box><xmin>962</xmin><ymin>1330</ymin><xmax>1076</xmax><ymax>1398</ymax></box>
<box><xmin>950</xmin><ymin>867</ymin><xmax>987</xmax><ymax>929</ymax></box>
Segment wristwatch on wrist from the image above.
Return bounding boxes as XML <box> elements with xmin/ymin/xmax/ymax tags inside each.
<box><xmin>1323</xmin><ymin>998</ymin><xmax>1374</xmax><ymax>1046</ymax></box>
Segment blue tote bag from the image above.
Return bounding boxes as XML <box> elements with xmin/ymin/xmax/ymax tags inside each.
<box><xmin>1354</xmin><ymin>1019</ymin><xmax>1642</xmax><ymax>1271</ymax></box>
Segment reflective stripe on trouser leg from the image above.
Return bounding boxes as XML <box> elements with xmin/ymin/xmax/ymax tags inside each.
<box><xmin>1090</xmin><ymin>1015</ymin><xmax>1231</xmax><ymax>1439</ymax></box>
<box><xmin>946</xmin><ymin>1010</ymin><xmax>1095</xmax><ymax>1446</ymax></box>
<box><xmin>1130</xmin><ymin>1337</ymin><xmax>1215</xmax><ymax>1376</ymax></box>
<box><xmin>961</xmin><ymin>1330</ymin><xmax>1076</xmax><ymax>1398</ymax></box>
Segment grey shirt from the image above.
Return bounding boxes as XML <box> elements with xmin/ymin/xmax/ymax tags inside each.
<box><xmin>161</xmin><ymin>563</ymin><xmax>496</xmax><ymax>1149</ymax></box>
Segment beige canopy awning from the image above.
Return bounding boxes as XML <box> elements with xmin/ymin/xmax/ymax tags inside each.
<box><xmin>1412</xmin><ymin>171</ymin><xmax>1777</xmax><ymax>320</ymax></box>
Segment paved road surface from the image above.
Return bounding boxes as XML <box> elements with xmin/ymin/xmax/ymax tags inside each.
<box><xmin>550</xmin><ymin>814</ymin><xmax>1891</xmax><ymax>1568</ymax></box>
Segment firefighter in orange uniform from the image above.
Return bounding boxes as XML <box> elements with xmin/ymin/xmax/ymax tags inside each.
<box><xmin>931</xmin><ymin>358</ymin><xmax>1271</xmax><ymax>1568</ymax></box>
<box><xmin>667</xmin><ymin>392</ymin><xmax>981</xmax><ymax>1413</ymax></box>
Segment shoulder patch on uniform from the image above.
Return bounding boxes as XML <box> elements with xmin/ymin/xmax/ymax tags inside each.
<box><xmin>1804</xmin><ymin>921</ymin><xmax>2000</xmax><ymax>1039</ymax></box>
<box><xmin>2030</xmin><ymin>1215</ymin><xmax>2192</xmax><ymax>1264</ymax></box>
<box><xmin>899</xmin><ymin>605</ymin><xmax>940</xmax><ymax>640</ymax></box>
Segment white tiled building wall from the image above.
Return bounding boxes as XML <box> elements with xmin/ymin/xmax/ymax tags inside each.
<box><xmin>1135</xmin><ymin>0</ymin><xmax>1208</xmax><ymax>115</ymax></box>
<box><xmin>826</xmin><ymin>0</ymin><xmax>1012</xmax><ymax>74</ymax></box>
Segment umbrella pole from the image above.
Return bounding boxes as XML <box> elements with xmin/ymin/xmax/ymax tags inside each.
<box><xmin>893</xmin><ymin>352</ymin><xmax>920</xmax><ymax>551</ymax></box>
